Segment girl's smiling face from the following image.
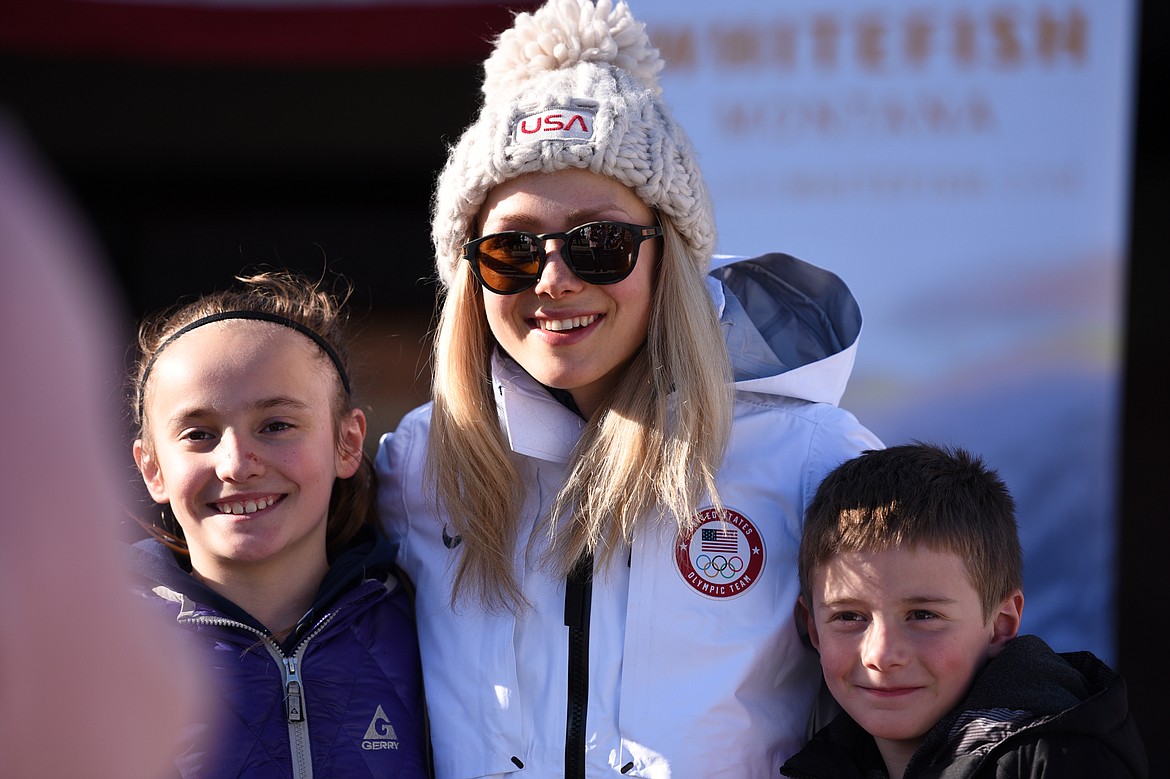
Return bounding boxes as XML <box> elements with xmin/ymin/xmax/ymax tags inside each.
<box><xmin>134</xmin><ymin>320</ymin><xmax>364</xmax><ymax>581</ymax></box>
<box><xmin>475</xmin><ymin>168</ymin><xmax>659</xmax><ymax>419</ymax></box>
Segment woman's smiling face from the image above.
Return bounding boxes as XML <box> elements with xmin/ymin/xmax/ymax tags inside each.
<box><xmin>475</xmin><ymin>168</ymin><xmax>659</xmax><ymax>419</ymax></box>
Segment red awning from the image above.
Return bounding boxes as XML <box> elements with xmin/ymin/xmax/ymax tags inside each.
<box><xmin>0</xmin><ymin>1</ymin><xmax>539</xmax><ymax>66</ymax></box>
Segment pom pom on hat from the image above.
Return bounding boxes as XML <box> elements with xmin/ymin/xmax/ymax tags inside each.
<box><xmin>482</xmin><ymin>0</ymin><xmax>663</xmax><ymax>101</ymax></box>
<box><xmin>431</xmin><ymin>0</ymin><xmax>715</xmax><ymax>289</ymax></box>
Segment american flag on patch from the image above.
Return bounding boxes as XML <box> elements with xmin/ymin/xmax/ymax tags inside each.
<box><xmin>701</xmin><ymin>527</ymin><xmax>739</xmax><ymax>553</ymax></box>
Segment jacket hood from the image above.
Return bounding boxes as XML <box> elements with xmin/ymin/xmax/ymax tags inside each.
<box><xmin>912</xmin><ymin>634</ymin><xmax>1148</xmax><ymax>778</ymax></box>
<box><xmin>959</xmin><ymin>634</ymin><xmax>1092</xmax><ymax>715</ymax></box>
<box><xmin>710</xmin><ymin>253</ymin><xmax>863</xmax><ymax>407</ymax></box>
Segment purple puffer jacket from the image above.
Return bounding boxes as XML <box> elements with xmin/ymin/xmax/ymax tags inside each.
<box><xmin>130</xmin><ymin>533</ymin><xmax>430</xmax><ymax>779</ymax></box>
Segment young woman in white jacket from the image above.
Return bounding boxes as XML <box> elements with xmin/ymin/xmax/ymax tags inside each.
<box><xmin>376</xmin><ymin>2</ymin><xmax>882</xmax><ymax>777</ymax></box>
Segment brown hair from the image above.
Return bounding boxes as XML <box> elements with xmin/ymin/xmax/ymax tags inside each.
<box><xmin>799</xmin><ymin>442</ymin><xmax>1023</xmax><ymax>620</ymax></box>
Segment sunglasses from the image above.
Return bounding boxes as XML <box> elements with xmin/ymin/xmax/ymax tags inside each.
<box><xmin>462</xmin><ymin>220</ymin><xmax>663</xmax><ymax>295</ymax></box>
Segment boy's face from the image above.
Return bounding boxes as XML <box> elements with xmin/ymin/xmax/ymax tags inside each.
<box><xmin>804</xmin><ymin>546</ymin><xmax>1021</xmax><ymax>762</ymax></box>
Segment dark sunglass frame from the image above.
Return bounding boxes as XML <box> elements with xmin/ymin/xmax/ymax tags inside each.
<box><xmin>462</xmin><ymin>220</ymin><xmax>663</xmax><ymax>295</ymax></box>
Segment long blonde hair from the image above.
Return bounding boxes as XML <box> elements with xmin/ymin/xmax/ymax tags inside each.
<box><xmin>427</xmin><ymin>217</ymin><xmax>732</xmax><ymax>611</ymax></box>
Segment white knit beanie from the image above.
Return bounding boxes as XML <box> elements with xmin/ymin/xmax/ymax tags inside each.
<box><xmin>431</xmin><ymin>0</ymin><xmax>715</xmax><ymax>289</ymax></box>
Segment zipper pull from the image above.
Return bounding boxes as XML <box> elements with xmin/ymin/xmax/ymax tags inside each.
<box><xmin>284</xmin><ymin>657</ymin><xmax>304</xmax><ymax>722</ymax></box>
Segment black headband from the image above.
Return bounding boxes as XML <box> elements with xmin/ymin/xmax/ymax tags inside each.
<box><xmin>137</xmin><ymin>310</ymin><xmax>352</xmax><ymax>422</ymax></box>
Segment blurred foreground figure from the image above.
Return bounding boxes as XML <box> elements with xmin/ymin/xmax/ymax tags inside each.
<box><xmin>0</xmin><ymin>113</ymin><xmax>205</xmax><ymax>779</ymax></box>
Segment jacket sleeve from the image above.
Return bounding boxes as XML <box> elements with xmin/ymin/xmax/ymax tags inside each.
<box><xmin>375</xmin><ymin>404</ymin><xmax>433</xmax><ymax>570</ymax></box>
<box><xmin>801</xmin><ymin>405</ymin><xmax>884</xmax><ymax>511</ymax></box>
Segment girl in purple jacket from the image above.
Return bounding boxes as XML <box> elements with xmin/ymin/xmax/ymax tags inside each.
<box><xmin>129</xmin><ymin>269</ymin><xmax>429</xmax><ymax>778</ymax></box>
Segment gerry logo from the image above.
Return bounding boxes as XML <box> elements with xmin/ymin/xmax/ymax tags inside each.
<box><xmin>513</xmin><ymin>108</ymin><xmax>595</xmax><ymax>142</ymax></box>
<box><xmin>362</xmin><ymin>704</ymin><xmax>400</xmax><ymax>751</ymax></box>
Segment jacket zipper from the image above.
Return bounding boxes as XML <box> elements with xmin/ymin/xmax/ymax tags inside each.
<box><xmin>279</xmin><ymin>653</ymin><xmax>314</xmax><ymax>779</ymax></box>
<box><xmin>182</xmin><ymin>612</ymin><xmax>335</xmax><ymax>779</ymax></box>
<box><xmin>564</xmin><ymin>552</ymin><xmax>594</xmax><ymax>778</ymax></box>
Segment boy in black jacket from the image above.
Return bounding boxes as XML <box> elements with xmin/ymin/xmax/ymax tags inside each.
<box><xmin>783</xmin><ymin>443</ymin><xmax>1147</xmax><ymax>778</ymax></box>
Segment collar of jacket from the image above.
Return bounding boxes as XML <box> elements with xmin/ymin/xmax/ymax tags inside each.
<box><xmin>493</xmin><ymin>350</ymin><xmax>584</xmax><ymax>464</ymax></box>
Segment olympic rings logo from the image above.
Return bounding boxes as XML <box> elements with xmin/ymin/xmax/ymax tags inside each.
<box><xmin>675</xmin><ymin>508</ymin><xmax>766</xmax><ymax>599</ymax></box>
<box><xmin>695</xmin><ymin>554</ymin><xmax>745</xmax><ymax>579</ymax></box>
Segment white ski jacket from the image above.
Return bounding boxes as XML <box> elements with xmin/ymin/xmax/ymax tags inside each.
<box><xmin>376</xmin><ymin>253</ymin><xmax>882</xmax><ymax>779</ymax></box>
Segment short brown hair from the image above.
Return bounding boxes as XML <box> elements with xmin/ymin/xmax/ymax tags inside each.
<box><xmin>800</xmin><ymin>442</ymin><xmax>1022</xmax><ymax>620</ymax></box>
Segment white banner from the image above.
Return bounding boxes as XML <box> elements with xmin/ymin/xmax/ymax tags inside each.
<box><xmin>639</xmin><ymin>0</ymin><xmax>1135</xmax><ymax>661</ymax></box>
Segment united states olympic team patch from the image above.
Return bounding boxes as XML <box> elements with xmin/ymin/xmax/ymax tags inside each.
<box><xmin>675</xmin><ymin>507</ymin><xmax>765</xmax><ymax>599</ymax></box>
